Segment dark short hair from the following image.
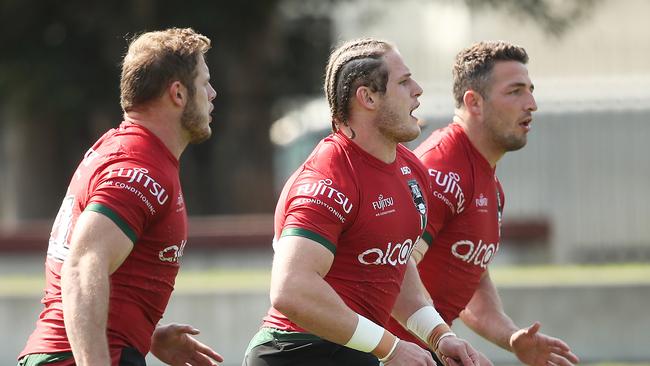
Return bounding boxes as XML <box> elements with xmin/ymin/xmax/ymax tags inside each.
<box><xmin>452</xmin><ymin>41</ymin><xmax>528</xmax><ymax>108</ymax></box>
<box><xmin>120</xmin><ymin>27</ymin><xmax>211</xmax><ymax>112</ymax></box>
<box><xmin>324</xmin><ymin>38</ymin><xmax>393</xmax><ymax>131</ymax></box>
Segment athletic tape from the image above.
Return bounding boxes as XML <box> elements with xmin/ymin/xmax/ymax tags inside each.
<box><xmin>406</xmin><ymin>306</ymin><xmax>445</xmax><ymax>343</ymax></box>
<box><xmin>345</xmin><ymin>314</ymin><xmax>385</xmax><ymax>353</ymax></box>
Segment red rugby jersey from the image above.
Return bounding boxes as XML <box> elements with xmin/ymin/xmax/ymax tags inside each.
<box><xmin>20</xmin><ymin>122</ymin><xmax>188</xmax><ymax>364</ymax></box>
<box><xmin>387</xmin><ymin>123</ymin><xmax>504</xmax><ymax>346</ymax></box>
<box><xmin>262</xmin><ymin>130</ymin><xmax>430</xmax><ymax>332</ymax></box>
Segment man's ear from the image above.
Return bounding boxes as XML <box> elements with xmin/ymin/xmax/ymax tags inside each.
<box><xmin>169</xmin><ymin>81</ymin><xmax>186</xmax><ymax>107</ymax></box>
<box><xmin>463</xmin><ymin>90</ymin><xmax>483</xmax><ymax>117</ymax></box>
<box><xmin>355</xmin><ymin>86</ymin><xmax>378</xmax><ymax>110</ymax></box>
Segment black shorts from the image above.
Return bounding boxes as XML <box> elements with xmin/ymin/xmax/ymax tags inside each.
<box><xmin>429</xmin><ymin>349</ymin><xmax>443</xmax><ymax>365</ymax></box>
<box><xmin>17</xmin><ymin>347</ymin><xmax>145</xmax><ymax>366</ymax></box>
<box><xmin>243</xmin><ymin>327</ymin><xmax>379</xmax><ymax>366</ymax></box>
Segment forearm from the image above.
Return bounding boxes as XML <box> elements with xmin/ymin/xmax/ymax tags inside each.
<box><xmin>62</xmin><ymin>257</ymin><xmax>111</xmax><ymax>365</ymax></box>
<box><xmin>459</xmin><ymin>272</ymin><xmax>518</xmax><ymax>351</ymax></box>
<box><xmin>391</xmin><ymin>259</ymin><xmax>430</xmax><ymax>324</ymax></box>
<box><xmin>460</xmin><ymin>305</ymin><xmax>517</xmax><ymax>350</ymax></box>
<box><xmin>272</xmin><ymin>271</ymin><xmax>356</xmax><ymax>343</ymax></box>
<box><xmin>272</xmin><ymin>270</ymin><xmax>396</xmax><ymax>357</ymax></box>
<box><xmin>392</xmin><ymin>260</ymin><xmax>454</xmax><ymax>351</ymax></box>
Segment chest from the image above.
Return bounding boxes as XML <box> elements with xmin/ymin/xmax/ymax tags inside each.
<box><xmin>341</xmin><ymin>162</ymin><xmax>428</xmax><ymax>264</ymax></box>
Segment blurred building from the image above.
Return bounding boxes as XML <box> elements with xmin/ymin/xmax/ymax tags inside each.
<box><xmin>270</xmin><ymin>0</ymin><xmax>650</xmax><ymax>264</ymax></box>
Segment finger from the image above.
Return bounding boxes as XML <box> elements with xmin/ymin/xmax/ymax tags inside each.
<box><xmin>466</xmin><ymin>345</ymin><xmax>480</xmax><ymax>364</ymax></box>
<box><xmin>525</xmin><ymin>321</ymin><xmax>541</xmax><ymax>336</ymax></box>
<box><xmin>193</xmin><ymin>340</ymin><xmax>224</xmax><ymax>362</ymax></box>
<box><xmin>189</xmin><ymin>351</ymin><xmax>219</xmax><ymax>366</ymax></box>
<box><xmin>546</xmin><ymin>336</ymin><xmax>572</xmax><ymax>352</ymax></box>
<box><xmin>547</xmin><ymin>353</ymin><xmax>576</xmax><ymax>366</ymax></box>
<box><xmin>455</xmin><ymin>346</ymin><xmax>475</xmax><ymax>366</ymax></box>
<box><xmin>171</xmin><ymin>323</ymin><xmax>201</xmax><ymax>335</ymax></box>
<box><xmin>425</xmin><ymin>352</ymin><xmax>436</xmax><ymax>366</ymax></box>
<box><xmin>551</xmin><ymin>348</ymin><xmax>580</xmax><ymax>364</ymax></box>
<box><xmin>445</xmin><ymin>357</ymin><xmax>460</xmax><ymax>366</ymax></box>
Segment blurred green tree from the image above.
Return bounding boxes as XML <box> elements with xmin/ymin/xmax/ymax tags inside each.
<box><xmin>0</xmin><ymin>0</ymin><xmax>598</xmax><ymax>220</ymax></box>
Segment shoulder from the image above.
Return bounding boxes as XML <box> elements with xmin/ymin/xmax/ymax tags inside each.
<box><xmin>415</xmin><ymin>125</ymin><xmax>466</xmax><ymax>161</ymax></box>
<box><xmin>302</xmin><ymin>135</ymin><xmax>357</xmax><ymax>182</ymax></box>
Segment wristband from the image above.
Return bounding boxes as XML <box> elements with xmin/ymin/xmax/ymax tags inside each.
<box><xmin>434</xmin><ymin>331</ymin><xmax>456</xmax><ymax>351</ymax></box>
<box><xmin>406</xmin><ymin>306</ymin><xmax>445</xmax><ymax>343</ymax></box>
<box><xmin>345</xmin><ymin>314</ymin><xmax>385</xmax><ymax>353</ymax></box>
<box><xmin>378</xmin><ymin>337</ymin><xmax>400</xmax><ymax>363</ymax></box>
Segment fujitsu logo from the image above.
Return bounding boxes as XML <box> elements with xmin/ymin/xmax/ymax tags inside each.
<box><xmin>372</xmin><ymin>194</ymin><xmax>394</xmax><ymax>211</ymax></box>
<box><xmin>295</xmin><ymin>178</ymin><xmax>353</xmax><ymax>214</ymax></box>
<box><xmin>475</xmin><ymin>194</ymin><xmax>488</xmax><ymax>207</ymax></box>
<box><xmin>108</xmin><ymin>167</ymin><xmax>169</xmax><ymax>205</ymax></box>
<box><xmin>450</xmin><ymin>239</ymin><xmax>498</xmax><ymax>269</ymax></box>
<box><xmin>428</xmin><ymin>169</ymin><xmax>465</xmax><ymax>213</ymax></box>
<box><xmin>358</xmin><ymin>237</ymin><xmax>419</xmax><ymax>266</ymax></box>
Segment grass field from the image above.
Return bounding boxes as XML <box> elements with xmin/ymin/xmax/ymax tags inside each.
<box><xmin>2</xmin><ymin>264</ymin><xmax>649</xmax><ymax>365</ymax></box>
<box><xmin>2</xmin><ymin>263</ymin><xmax>650</xmax><ymax>296</ymax></box>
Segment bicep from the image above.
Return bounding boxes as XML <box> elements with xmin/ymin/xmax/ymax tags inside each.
<box><xmin>272</xmin><ymin>235</ymin><xmax>334</xmax><ymax>282</ymax></box>
<box><xmin>66</xmin><ymin>210</ymin><xmax>134</xmax><ymax>275</ymax></box>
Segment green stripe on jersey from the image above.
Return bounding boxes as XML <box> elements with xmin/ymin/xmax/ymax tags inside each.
<box><xmin>280</xmin><ymin>228</ymin><xmax>336</xmax><ymax>255</ymax></box>
<box><xmin>86</xmin><ymin>203</ymin><xmax>138</xmax><ymax>243</ymax></box>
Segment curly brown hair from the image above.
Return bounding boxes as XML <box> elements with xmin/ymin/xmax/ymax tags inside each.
<box><xmin>452</xmin><ymin>41</ymin><xmax>528</xmax><ymax>108</ymax></box>
<box><xmin>120</xmin><ymin>27</ymin><xmax>211</xmax><ymax>112</ymax></box>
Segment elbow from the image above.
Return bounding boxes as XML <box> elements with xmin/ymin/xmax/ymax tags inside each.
<box><xmin>269</xmin><ymin>277</ymin><xmax>300</xmax><ymax>318</ymax></box>
<box><xmin>459</xmin><ymin>307</ymin><xmax>478</xmax><ymax>327</ymax></box>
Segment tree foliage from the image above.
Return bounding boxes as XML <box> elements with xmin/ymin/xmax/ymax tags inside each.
<box><xmin>0</xmin><ymin>0</ymin><xmax>598</xmax><ymax>218</ymax></box>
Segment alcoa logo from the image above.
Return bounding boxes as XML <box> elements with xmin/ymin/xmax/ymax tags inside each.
<box><xmin>358</xmin><ymin>237</ymin><xmax>419</xmax><ymax>266</ymax></box>
<box><xmin>450</xmin><ymin>239</ymin><xmax>498</xmax><ymax>269</ymax></box>
<box><xmin>159</xmin><ymin>240</ymin><xmax>187</xmax><ymax>263</ymax></box>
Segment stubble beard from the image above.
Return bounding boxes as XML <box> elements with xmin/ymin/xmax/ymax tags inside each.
<box><xmin>181</xmin><ymin>96</ymin><xmax>212</xmax><ymax>144</ymax></box>
<box><xmin>376</xmin><ymin>103</ymin><xmax>420</xmax><ymax>143</ymax></box>
<box><xmin>484</xmin><ymin>108</ymin><xmax>527</xmax><ymax>152</ymax></box>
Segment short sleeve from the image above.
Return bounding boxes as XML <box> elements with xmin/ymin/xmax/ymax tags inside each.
<box><xmin>87</xmin><ymin>162</ymin><xmax>173</xmax><ymax>243</ymax></box>
<box><xmin>280</xmin><ymin>169</ymin><xmax>357</xmax><ymax>255</ymax></box>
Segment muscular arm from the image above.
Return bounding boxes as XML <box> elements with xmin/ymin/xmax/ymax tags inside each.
<box><xmin>460</xmin><ymin>270</ymin><xmax>579</xmax><ymax>365</ymax></box>
<box><xmin>459</xmin><ymin>270</ymin><xmax>518</xmax><ymax>351</ymax></box>
<box><xmin>61</xmin><ymin>210</ymin><xmax>134</xmax><ymax>366</ymax></box>
<box><xmin>393</xmin><ymin>255</ymin><xmax>479</xmax><ymax>366</ymax></box>
<box><xmin>391</xmin><ymin>259</ymin><xmax>431</xmax><ymax>323</ymax></box>
<box><xmin>270</xmin><ymin>235</ymin><xmax>394</xmax><ymax>358</ymax></box>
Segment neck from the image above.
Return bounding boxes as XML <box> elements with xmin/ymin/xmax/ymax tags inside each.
<box><xmin>124</xmin><ymin>104</ymin><xmax>187</xmax><ymax>160</ymax></box>
<box><xmin>452</xmin><ymin>111</ymin><xmax>504</xmax><ymax>167</ymax></box>
<box><xmin>339</xmin><ymin>122</ymin><xmax>397</xmax><ymax>164</ymax></box>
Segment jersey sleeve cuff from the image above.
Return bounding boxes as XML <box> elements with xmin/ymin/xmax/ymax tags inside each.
<box><xmin>280</xmin><ymin>227</ymin><xmax>336</xmax><ymax>255</ymax></box>
<box><xmin>86</xmin><ymin>203</ymin><xmax>138</xmax><ymax>243</ymax></box>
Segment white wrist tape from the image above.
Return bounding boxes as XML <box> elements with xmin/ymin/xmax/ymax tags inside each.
<box><xmin>378</xmin><ymin>337</ymin><xmax>400</xmax><ymax>362</ymax></box>
<box><xmin>406</xmin><ymin>306</ymin><xmax>445</xmax><ymax>342</ymax></box>
<box><xmin>345</xmin><ymin>314</ymin><xmax>385</xmax><ymax>353</ymax></box>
